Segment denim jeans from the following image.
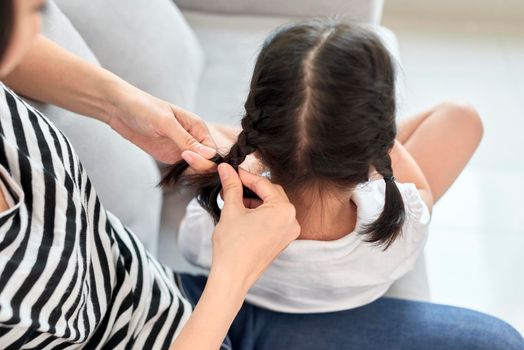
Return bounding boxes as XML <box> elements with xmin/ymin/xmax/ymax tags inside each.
<box><xmin>179</xmin><ymin>273</ymin><xmax>524</xmax><ymax>350</ymax></box>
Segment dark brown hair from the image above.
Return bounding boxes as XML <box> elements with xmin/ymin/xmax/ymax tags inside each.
<box><xmin>162</xmin><ymin>18</ymin><xmax>405</xmax><ymax>248</ymax></box>
<box><xmin>0</xmin><ymin>0</ymin><xmax>14</xmax><ymax>65</ymax></box>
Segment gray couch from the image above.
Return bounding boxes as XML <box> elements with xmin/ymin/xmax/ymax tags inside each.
<box><xmin>30</xmin><ymin>0</ymin><xmax>429</xmax><ymax>302</ymax></box>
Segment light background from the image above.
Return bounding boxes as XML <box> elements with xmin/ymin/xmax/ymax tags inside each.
<box><xmin>383</xmin><ymin>2</ymin><xmax>524</xmax><ymax>335</ymax></box>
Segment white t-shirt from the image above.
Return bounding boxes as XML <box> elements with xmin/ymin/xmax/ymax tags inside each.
<box><xmin>178</xmin><ymin>180</ymin><xmax>431</xmax><ymax>313</ymax></box>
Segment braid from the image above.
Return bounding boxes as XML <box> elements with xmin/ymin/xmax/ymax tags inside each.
<box><xmin>223</xmin><ymin>105</ymin><xmax>264</xmax><ymax>170</ymax></box>
<box><xmin>159</xmin><ymin>110</ymin><xmax>262</xmax><ymax>223</ymax></box>
<box><xmin>362</xmin><ymin>152</ymin><xmax>406</xmax><ymax>248</ymax></box>
<box><xmin>224</xmin><ymin>130</ymin><xmax>257</xmax><ymax>170</ymax></box>
<box><xmin>374</xmin><ymin>149</ymin><xmax>394</xmax><ymax>178</ymax></box>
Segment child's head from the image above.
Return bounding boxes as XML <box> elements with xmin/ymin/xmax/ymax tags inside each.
<box><xmin>164</xmin><ymin>18</ymin><xmax>405</xmax><ymax>248</ymax></box>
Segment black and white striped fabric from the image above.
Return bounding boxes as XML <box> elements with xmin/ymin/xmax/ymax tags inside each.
<box><xmin>0</xmin><ymin>83</ymin><xmax>192</xmax><ymax>349</ymax></box>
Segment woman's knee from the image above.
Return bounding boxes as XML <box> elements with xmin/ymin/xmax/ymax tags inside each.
<box><xmin>440</xmin><ymin>306</ymin><xmax>524</xmax><ymax>350</ymax></box>
<box><xmin>470</xmin><ymin>314</ymin><xmax>523</xmax><ymax>350</ymax></box>
<box><xmin>482</xmin><ymin>317</ymin><xmax>524</xmax><ymax>350</ymax></box>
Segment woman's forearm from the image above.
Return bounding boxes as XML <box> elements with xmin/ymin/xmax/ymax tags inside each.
<box><xmin>170</xmin><ymin>271</ymin><xmax>248</xmax><ymax>350</ymax></box>
<box><xmin>3</xmin><ymin>35</ymin><xmax>128</xmax><ymax>124</ymax></box>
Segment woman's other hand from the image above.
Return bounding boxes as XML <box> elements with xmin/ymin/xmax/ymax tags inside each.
<box><xmin>210</xmin><ymin>163</ymin><xmax>301</xmax><ymax>293</ymax></box>
<box><xmin>107</xmin><ymin>84</ymin><xmax>218</xmax><ymax>166</ymax></box>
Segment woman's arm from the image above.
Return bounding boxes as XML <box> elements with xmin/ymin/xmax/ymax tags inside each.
<box><xmin>390</xmin><ymin>140</ymin><xmax>434</xmax><ymax>210</ymax></box>
<box><xmin>170</xmin><ymin>164</ymin><xmax>300</xmax><ymax>349</ymax></box>
<box><xmin>4</xmin><ymin>35</ymin><xmax>117</xmax><ymax>124</ymax></box>
<box><xmin>170</xmin><ymin>272</ymin><xmax>246</xmax><ymax>349</ymax></box>
<box><xmin>0</xmin><ymin>190</ymin><xmax>8</xmax><ymax>212</ymax></box>
<box><xmin>3</xmin><ymin>35</ymin><xmax>216</xmax><ymax>165</ymax></box>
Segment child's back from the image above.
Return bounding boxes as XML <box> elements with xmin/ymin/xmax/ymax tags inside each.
<box><xmin>179</xmin><ymin>178</ymin><xmax>429</xmax><ymax>312</ymax></box>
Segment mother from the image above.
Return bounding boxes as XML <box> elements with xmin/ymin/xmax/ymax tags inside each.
<box><xmin>0</xmin><ymin>1</ymin><xmax>299</xmax><ymax>349</ymax></box>
<box><xmin>0</xmin><ymin>0</ymin><xmax>523</xmax><ymax>349</ymax></box>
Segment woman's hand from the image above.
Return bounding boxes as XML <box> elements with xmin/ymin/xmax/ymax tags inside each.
<box><xmin>210</xmin><ymin>163</ymin><xmax>300</xmax><ymax>292</ymax></box>
<box><xmin>107</xmin><ymin>84</ymin><xmax>218</xmax><ymax>165</ymax></box>
<box><xmin>170</xmin><ymin>164</ymin><xmax>300</xmax><ymax>350</ymax></box>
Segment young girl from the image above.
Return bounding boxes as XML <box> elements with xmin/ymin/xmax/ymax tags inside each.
<box><xmin>163</xmin><ymin>19</ymin><xmax>484</xmax><ymax>313</ymax></box>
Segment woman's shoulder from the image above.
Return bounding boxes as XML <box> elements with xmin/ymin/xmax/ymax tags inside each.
<box><xmin>1</xmin><ymin>82</ymin><xmax>47</xmax><ymax>123</ymax></box>
<box><xmin>0</xmin><ymin>82</ymin><xmax>21</xmax><ymax>113</ymax></box>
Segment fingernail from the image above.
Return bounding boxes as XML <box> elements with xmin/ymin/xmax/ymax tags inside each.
<box><xmin>199</xmin><ymin>145</ymin><xmax>216</xmax><ymax>158</ymax></box>
<box><xmin>182</xmin><ymin>151</ymin><xmax>193</xmax><ymax>163</ymax></box>
<box><xmin>218</xmin><ymin>164</ymin><xmax>229</xmax><ymax>180</ymax></box>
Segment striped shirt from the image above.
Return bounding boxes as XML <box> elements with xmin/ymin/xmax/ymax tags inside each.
<box><xmin>0</xmin><ymin>83</ymin><xmax>192</xmax><ymax>349</ymax></box>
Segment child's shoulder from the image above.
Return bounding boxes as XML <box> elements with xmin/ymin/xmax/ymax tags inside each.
<box><xmin>354</xmin><ymin>179</ymin><xmax>431</xmax><ymax>228</ymax></box>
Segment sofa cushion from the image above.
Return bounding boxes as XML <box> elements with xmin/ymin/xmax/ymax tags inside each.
<box><xmin>175</xmin><ymin>0</ymin><xmax>384</xmax><ymax>24</ymax></box>
<box><xmin>54</xmin><ymin>0</ymin><xmax>205</xmax><ymax>110</ymax></box>
<box><xmin>26</xmin><ymin>0</ymin><xmax>163</xmax><ymax>254</ymax></box>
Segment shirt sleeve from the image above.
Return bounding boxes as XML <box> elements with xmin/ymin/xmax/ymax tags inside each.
<box><xmin>385</xmin><ymin>182</ymin><xmax>431</xmax><ymax>280</ymax></box>
<box><xmin>177</xmin><ymin>198</ymin><xmax>214</xmax><ymax>270</ymax></box>
<box><xmin>396</xmin><ymin>182</ymin><xmax>432</xmax><ymax>236</ymax></box>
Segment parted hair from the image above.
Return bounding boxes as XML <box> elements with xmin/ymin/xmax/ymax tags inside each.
<box><xmin>161</xmin><ymin>18</ymin><xmax>405</xmax><ymax>248</ymax></box>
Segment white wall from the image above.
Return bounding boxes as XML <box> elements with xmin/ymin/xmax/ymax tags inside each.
<box><xmin>384</xmin><ymin>0</ymin><xmax>524</xmax><ymax>22</ymax></box>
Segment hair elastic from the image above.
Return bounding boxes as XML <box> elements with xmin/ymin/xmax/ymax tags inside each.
<box><xmin>384</xmin><ymin>175</ymin><xmax>395</xmax><ymax>183</ymax></box>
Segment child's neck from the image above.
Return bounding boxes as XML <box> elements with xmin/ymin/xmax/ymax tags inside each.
<box><xmin>288</xmin><ymin>190</ymin><xmax>357</xmax><ymax>241</ymax></box>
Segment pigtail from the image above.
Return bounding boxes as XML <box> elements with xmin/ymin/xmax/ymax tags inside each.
<box><xmin>362</xmin><ymin>154</ymin><xmax>405</xmax><ymax>249</ymax></box>
<box><xmin>159</xmin><ymin>129</ymin><xmax>258</xmax><ymax>223</ymax></box>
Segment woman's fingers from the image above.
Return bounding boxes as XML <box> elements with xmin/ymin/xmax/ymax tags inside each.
<box><xmin>181</xmin><ymin>151</ymin><xmax>217</xmax><ymax>173</ymax></box>
<box><xmin>238</xmin><ymin>168</ymin><xmax>289</xmax><ymax>204</ymax></box>
<box><xmin>218</xmin><ymin>166</ymin><xmax>289</xmax><ymax>210</ymax></box>
<box><xmin>217</xmin><ymin>163</ymin><xmax>244</xmax><ymax>213</ymax></box>
<box><xmin>165</xmin><ymin>104</ymin><xmax>217</xmax><ymax>159</ymax></box>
